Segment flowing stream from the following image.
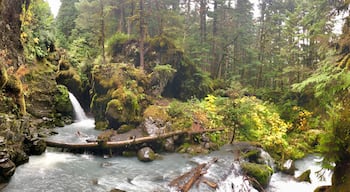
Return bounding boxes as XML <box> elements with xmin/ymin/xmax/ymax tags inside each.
<box><xmin>3</xmin><ymin>93</ymin><xmax>332</xmax><ymax>192</ymax></box>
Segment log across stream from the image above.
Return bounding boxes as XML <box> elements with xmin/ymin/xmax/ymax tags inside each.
<box><xmin>45</xmin><ymin>128</ymin><xmax>225</xmax><ymax>151</ymax></box>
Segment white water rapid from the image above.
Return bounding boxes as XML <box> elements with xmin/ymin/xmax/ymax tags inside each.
<box><xmin>68</xmin><ymin>92</ymin><xmax>88</xmax><ymax>121</ymax></box>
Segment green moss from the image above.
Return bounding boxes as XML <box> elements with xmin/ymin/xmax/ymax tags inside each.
<box><xmin>122</xmin><ymin>150</ymin><xmax>137</xmax><ymax>157</ymax></box>
<box><xmin>143</xmin><ymin>105</ymin><xmax>169</xmax><ymax>122</ymax></box>
<box><xmin>106</xmin><ymin>99</ymin><xmax>123</xmax><ymax>119</ymax></box>
<box><xmin>241</xmin><ymin>162</ymin><xmax>273</xmax><ymax>188</ymax></box>
<box><xmin>5</xmin><ymin>75</ymin><xmax>26</xmax><ymax>115</ymax></box>
<box><xmin>296</xmin><ymin>169</ymin><xmax>311</xmax><ymax>183</ymax></box>
<box><xmin>95</xmin><ymin>121</ymin><xmax>109</xmax><ymax>130</ymax></box>
<box><xmin>117</xmin><ymin>124</ymin><xmax>135</xmax><ymax>134</ymax></box>
<box><xmin>56</xmin><ymin>69</ymin><xmax>82</xmax><ymax>91</ymax></box>
<box><xmin>0</xmin><ymin>67</ymin><xmax>8</xmax><ymax>89</ymax></box>
<box><xmin>54</xmin><ymin>85</ymin><xmax>73</xmax><ymax>115</ymax></box>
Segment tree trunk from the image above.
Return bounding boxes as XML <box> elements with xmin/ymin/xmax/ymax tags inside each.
<box><xmin>199</xmin><ymin>0</ymin><xmax>207</xmax><ymax>44</ymax></box>
<box><xmin>211</xmin><ymin>0</ymin><xmax>218</xmax><ymax>78</ymax></box>
<box><xmin>139</xmin><ymin>0</ymin><xmax>145</xmax><ymax>70</ymax></box>
<box><xmin>99</xmin><ymin>0</ymin><xmax>106</xmax><ymax>64</ymax></box>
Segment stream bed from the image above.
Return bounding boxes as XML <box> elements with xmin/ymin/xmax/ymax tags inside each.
<box><xmin>3</xmin><ymin>93</ymin><xmax>332</xmax><ymax>192</ymax></box>
<box><xmin>3</xmin><ymin>145</ymin><xmax>331</xmax><ymax>192</ymax></box>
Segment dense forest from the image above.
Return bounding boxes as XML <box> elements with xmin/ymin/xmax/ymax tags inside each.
<box><xmin>1</xmin><ymin>0</ymin><xmax>350</xmax><ymax>191</ymax></box>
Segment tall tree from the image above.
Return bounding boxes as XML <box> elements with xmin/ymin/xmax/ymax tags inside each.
<box><xmin>55</xmin><ymin>0</ymin><xmax>79</xmax><ymax>48</ymax></box>
<box><xmin>139</xmin><ymin>0</ymin><xmax>145</xmax><ymax>69</ymax></box>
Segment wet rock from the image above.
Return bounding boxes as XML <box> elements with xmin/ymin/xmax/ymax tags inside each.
<box><xmin>0</xmin><ymin>152</ymin><xmax>16</xmax><ymax>182</ymax></box>
<box><xmin>314</xmin><ymin>185</ymin><xmax>331</xmax><ymax>192</ymax></box>
<box><xmin>101</xmin><ymin>162</ymin><xmax>113</xmax><ymax>167</ymax></box>
<box><xmin>240</xmin><ymin>162</ymin><xmax>273</xmax><ymax>189</ymax></box>
<box><xmin>164</xmin><ymin>138</ymin><xmax>175</xmax><ymax>152</ymax></box>
<box><xmin>296</xmin><ymin>169</ymin><xmax>311</xmax><ymax>183</ymax></box>
<box><xmin>280</xmin><ymin>159</ymin><xmax>296</xmax><ymax>175</ymax></box>
<box><xmin>110</xmin><ymin>189</ymin><xmax>126</xmax><ymax>192</ymax></box>
<box><xmin>91</xmin><ymin>178</ymin><xmax>98</xmax><ymax>185</ymax></box>
<box><xmin>143</xmin><ymin>117</ymin><xmax>170</xmax><ymax>136</ymax></box>
<box><xmin>137</xmin><ymin>147</ymin><xmax>156</xmax><ymax>162</ymax></box>
<box><xmin>11</xmin><ymin>149</ymin><xmax>29</xmax><ymax>166</ymax></box>
<box><xmin>24</xmin><ymin>137</ymin><xmax>46</xmax><ymax>155</ymax></box>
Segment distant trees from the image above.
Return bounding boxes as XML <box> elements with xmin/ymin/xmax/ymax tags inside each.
<box><xmin>54</xmin><ymin>0</ymin><xmax>338</xmax><ymax>88</ymax></box>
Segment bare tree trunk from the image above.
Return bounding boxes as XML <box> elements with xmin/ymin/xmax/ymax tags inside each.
<box><xmin>117</xmin><ymin>0</ymin><xmax>126</xmax><ymax>33</ymax></box>
<box><xmin>99</xmin><ymin>0</ymin><xmax>106</xmax><ymax>64</ymax></box>
<box><xmin>139</xmin><ymin>0</ymin><xmax>145</xmax><ymax>70</ymax></box>
<box><xmin>199</xmin><ymin>0</ymin><xmax>207</xmax><ymax>44</ymax></box>
<box><xmin>211</xmin><ymin>0</ymin><xmax>218</xmax><ymax>78</ymax></box>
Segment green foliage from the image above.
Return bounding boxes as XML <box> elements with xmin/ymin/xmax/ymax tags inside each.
<box><xmin>223</xmin><ymin>96</ymin><xmax>314</xmax><ymax>160</ymax></box>
<box><xmin>181</xmin><ymin>71</ymin><xmax>213</xmax><ymax>99</ymax></box>
<box><xmin>319</xmin><ymin>101</ymin><xmax>350</xmax><ymax>169</ymax></box>
<box><xmin>55</xmin><ymin>0</ymin><xmax>79</xmax><ymax>48</ymax></box>
<box><xmin>21</xmin><ymin>0</ymin><xmax>55</xmax><ymax>60</ymax></box>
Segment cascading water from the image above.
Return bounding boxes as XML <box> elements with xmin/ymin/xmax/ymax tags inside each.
<box><xmin>48</xmin><ymin>93</ymin><xmax>99</xmax><ymax>143</ymax></box>
<box><xmin>68</xmin><ymin>92</ymin><xmax>88</xmax><ymax>121</ymax></box>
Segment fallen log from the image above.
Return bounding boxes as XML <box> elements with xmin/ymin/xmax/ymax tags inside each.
<box><xmin>202</xmin><ymin>179</ymin><xmax>218</xmax><ymax>189</ymax></box>
<box><xmin>169</xmin><ymin>158</ymin><xmax>218</xmax><ymax>192</ymax></box>
<box><xmin>45</xmin><ymin>129</ymin><xmax>226</xmax><ymax>150</ymax></box>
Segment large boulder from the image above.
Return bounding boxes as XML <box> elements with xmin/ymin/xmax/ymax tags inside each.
<box><xmin>137</xmin><ymin>147</ymin><xmax>156</xmax><ymax>162</ymax></box>
<box><xmin>240</xmin><ymin>162</ymin><xmax>273</xmax><ymax>189</ymax></box>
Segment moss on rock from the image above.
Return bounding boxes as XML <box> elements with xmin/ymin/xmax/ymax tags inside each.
<box><xmin>143</xmin><ymin>105</ymin><xmax>169</xmax><ymax>122</ymax></box>
<box><xmin>54</xmin><ymin>85</ymin><xmax>73</xmax><ymax>116</ymax></box>
<box><xmin>296</xmin><ymin>169</ymin><xmax>311</xmax><ymax>183</ymax></box>
<box><xmin>91</xmin><ymin>63</ymin><xmax>150</xmax><ymax>129</ymax></box>
<box><xmin>241</xmin><ymin>162</ymin><xmax>273</xmax><ymax>189</ymax></box>
<box><xmin>0</xmin><ymin>67</ymin><xmax>8</xmax><ymax>89</ymax></box>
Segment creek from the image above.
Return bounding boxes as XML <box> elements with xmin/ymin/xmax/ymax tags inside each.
<box><xmin>3</xmin><ymin>93</ymin><xmax>332</xmax><ymax>192</ymax></box>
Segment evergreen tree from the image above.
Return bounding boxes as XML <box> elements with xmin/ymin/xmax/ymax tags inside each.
<box><xmin>55</xmin><ymin>0</ymin><xmax>79</xmax><ymax>48</ymax></box>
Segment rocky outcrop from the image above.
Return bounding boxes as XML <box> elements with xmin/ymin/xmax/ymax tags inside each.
<box><xmin>0</xmin><ymin>151</ymin><xmax>16</xmax><ymax>183</ymax></box>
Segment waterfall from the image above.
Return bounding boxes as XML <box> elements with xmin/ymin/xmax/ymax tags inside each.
<box><xmin>68</xmin><ymin>92</ymin><xmax>88</xmax><ymax>121</ymax></box>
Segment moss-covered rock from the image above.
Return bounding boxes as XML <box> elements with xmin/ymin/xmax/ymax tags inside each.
<box><xmin>55</xmin><ymin>85</ymin><xmax>73</xmax><ymax>116</ymax></box>
<box><xmin>296</xmin><ymin>169</ymin><xmax>311</xmax><ymax>183</ymax></box>
<box><xmin>4</xmin><ymin>75</ymin><xmax>26</xmax><ymax>115</ymax></box>
<box><xmin>91</xmin><ymin>63</ymin><xmax>150</xmax><ymax>129</ymax></box>
<box><xmin>240</xmin><ymin>162</ymin><xmax>273</xmax><ymax>189</ymax></box>
<box><xmin>56</xmin><ymin>69</ymin><xmax>81</xmax><ymax>92</ymax></box>
<box><xmin>143</xmin><ymin>105</ymin><xmax>169</xmax><ymax>122</ymax></box>
<box><xmin>137</xmin><ymin>147</ymin><xmax>156</xmax><ymax>162</ymax></box>
<box><xmin>0</xmin><ymin>67</ymin><xmax>8</xmax><ymax>89</ymax></box>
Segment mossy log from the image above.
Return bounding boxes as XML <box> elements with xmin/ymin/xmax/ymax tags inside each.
<box><xmin>45</xmin><ymin>128</ymin><xmax>225</xmax><ymax>150</ymax></box>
